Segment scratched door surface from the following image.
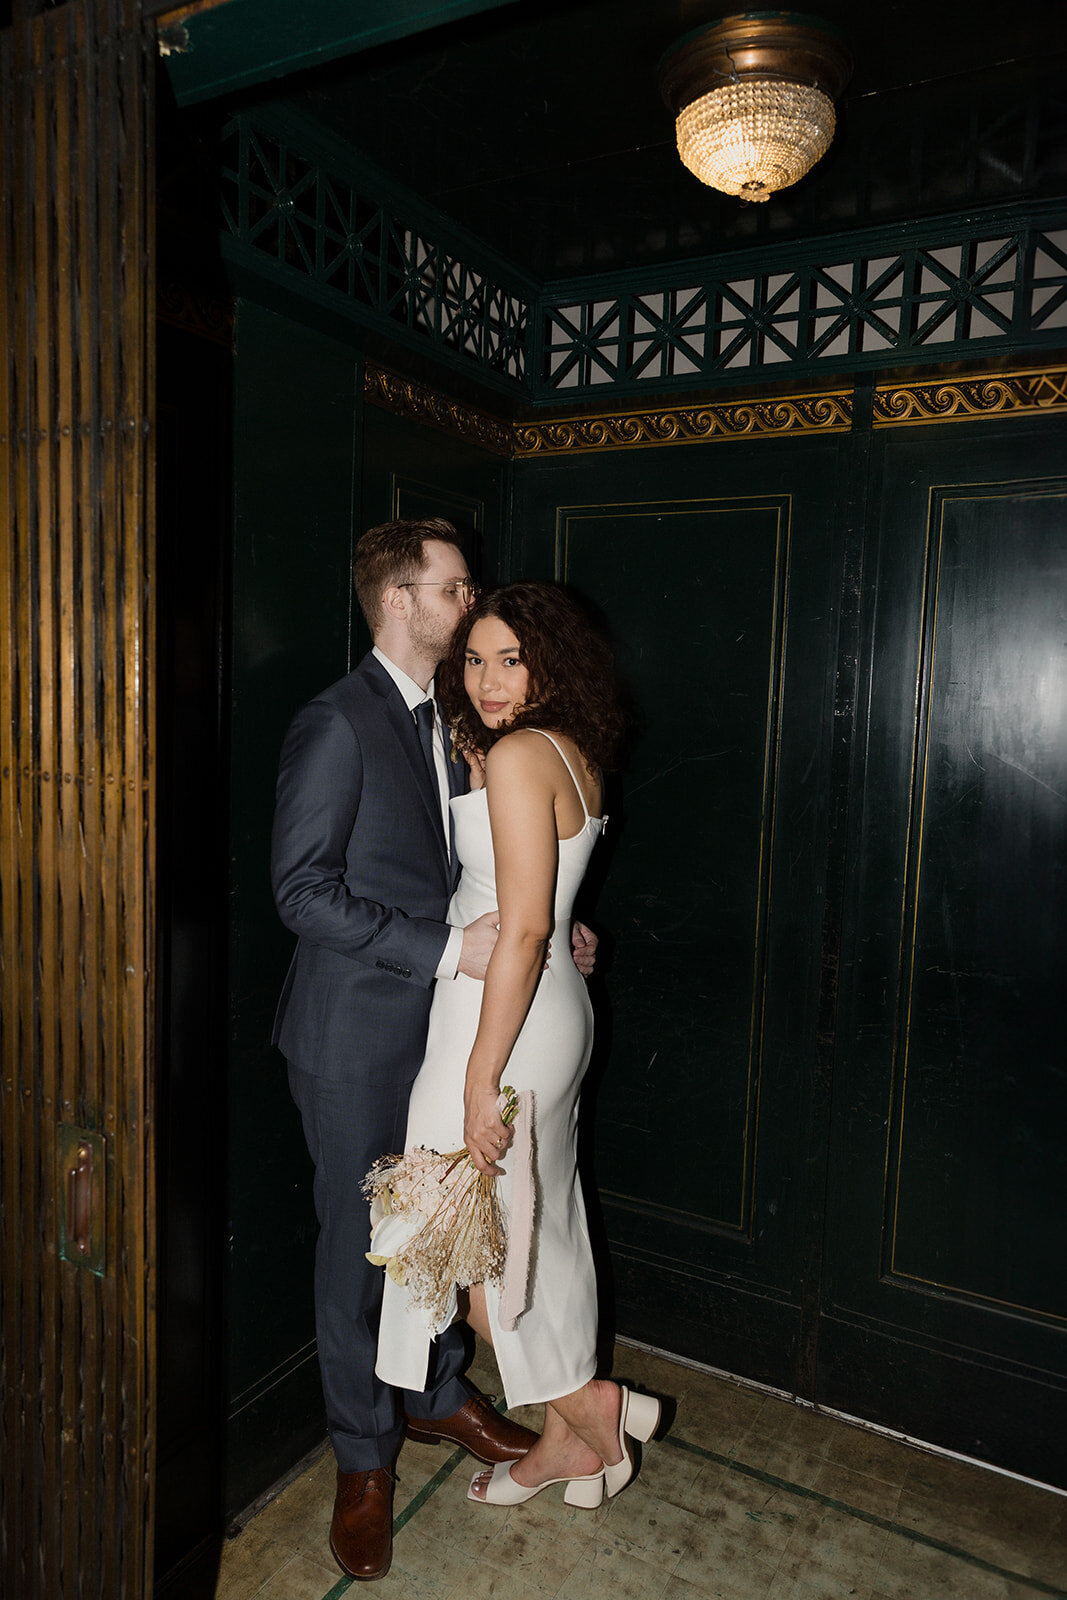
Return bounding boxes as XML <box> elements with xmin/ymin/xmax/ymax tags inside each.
<box><xmin>821</xmin><ymin>420</ymin><xmax>1067</xmax><ymax>1487</ymax></box>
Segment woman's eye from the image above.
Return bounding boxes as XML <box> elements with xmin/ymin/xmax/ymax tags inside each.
<box><xmin>504</xmin><ymin>657</ymin><xmax>521</xmax><ymax>667</ymax></box>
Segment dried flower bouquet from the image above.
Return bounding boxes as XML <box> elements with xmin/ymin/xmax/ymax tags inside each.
<box><xmin>363</xmin><ymin>1086</ymin><xmax>520</xmax><ymax>1329</ymax></box>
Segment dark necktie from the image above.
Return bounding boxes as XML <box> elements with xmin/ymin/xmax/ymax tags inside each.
<box><xmin>414</xmin><ymin>698</ymin><xmax>438</xmax><ymax>790</ymax></box>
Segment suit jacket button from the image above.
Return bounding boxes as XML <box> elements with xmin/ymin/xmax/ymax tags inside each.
<box><xmin>402</xmin><ymin>968</ymin><xmax>411</xmax><ymax>978</ymax></box>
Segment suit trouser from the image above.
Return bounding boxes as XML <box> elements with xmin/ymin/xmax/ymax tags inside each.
<box><xmin>289</xmin><ymin>1063</ymin><xmax>471</xmax><ymax>1472</ymax></box>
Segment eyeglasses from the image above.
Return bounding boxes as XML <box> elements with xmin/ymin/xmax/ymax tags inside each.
<box><xmin>400</xmin><ymin>579</ymin><xmax>481</xmax><ymax>605</ymax></box>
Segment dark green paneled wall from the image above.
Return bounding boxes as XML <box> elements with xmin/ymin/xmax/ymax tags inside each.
<box><xmin>224</xmin><ymin>330</ymin><xmax>1067</xmax><ymax>1501</ymax></box>
<box><xmin>511</xmin><ymin>412</ymin><xmax>1067</xmax><ymax>1486</ymax></box>
<box><xmin>228</xmin><ymin>302</ymin><xmax>363</xmax><ymax>1509</ymax></box>
<box><xmin>822</xmin><ymin>422</ymin><xmax>1067</xmax><ymax>1480</ymax></box>
<box><xmin>222</xmin><ymin>313</ymin><xmax>1067</xmax><ymax>1501</ymax></box>
<box><xmin>226</xmin><ymin>303</ymin><xmax>511</xmax><ymax>1514</ymax></box>
<box><xmin>359</xmin><ymin>405</ymin><xmax>510</xmax><ymax>604</ymax></box>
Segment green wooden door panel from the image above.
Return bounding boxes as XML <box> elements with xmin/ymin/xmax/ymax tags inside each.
<box><xmin>891</xmin><ymin>485</ymin><xmax>1067</xmax><ymax>1316</ymax></box>
<box><xmin>824</xmin><ymin>421</ymin><xmax>1067</xmax><ymax>1484</ymax></box>
<box><xmin>513</xmin><ymin>442</ymin><xmax>845</xmax><ymax>1385</ymax></box>
<box><xmin>557</xmin><ymin>498</ymin><xmax>789</xmax><ymax>1235</ymax></box>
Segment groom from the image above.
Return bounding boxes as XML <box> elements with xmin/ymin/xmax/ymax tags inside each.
<box><xmin>271</xmin><ymin>519</ymin><xmax>594</xmax><ymax>1580</ymax></box>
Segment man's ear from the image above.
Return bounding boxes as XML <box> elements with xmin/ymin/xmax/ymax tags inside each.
<box><xmin>381</xmin><ymin>583</ymin><xmax>409</xmax><ymax>623</ymax></box>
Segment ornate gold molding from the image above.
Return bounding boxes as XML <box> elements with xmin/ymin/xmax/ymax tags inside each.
<box><xmin>514</xmin><ymin>391</ymin><xmax>853</xmax><ymax>456</ymax></box>
<box><xmin>363</xmin><ymin>363</ymin><xmax>511</xmax><ymax>456</ymax></box>
<box><xmin>363</xmin><ymin>363</ymin><xmax>1067</xmax><ymax>456</ymax></box>
<box><xmin>873</xmin><ymin>366</ymin><xmax>1067</xmax><ymax>426</ymax></box>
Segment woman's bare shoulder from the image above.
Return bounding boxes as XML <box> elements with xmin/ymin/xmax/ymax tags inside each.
<box><xmin>484</xmin><ymin>729</ymin><xmax>559</xmax><ymax>779</ymax></box>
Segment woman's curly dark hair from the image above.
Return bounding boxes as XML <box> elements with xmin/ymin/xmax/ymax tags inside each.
<box><xmin>438</xmin><ymin>582</ymin><xmax>626</xmax><ymax>772</ymax></box>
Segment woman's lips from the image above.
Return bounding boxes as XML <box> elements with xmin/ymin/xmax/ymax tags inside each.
<box><xmin>480</xmin><ymin>701</ymin><xmax>507</xmax><ymax>714</ymax></box>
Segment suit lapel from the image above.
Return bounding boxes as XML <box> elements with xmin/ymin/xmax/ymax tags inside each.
<box><xmin>362</xmin><ymin>656</ymin><xmax>449</xmax><ymax>872</ymax></box>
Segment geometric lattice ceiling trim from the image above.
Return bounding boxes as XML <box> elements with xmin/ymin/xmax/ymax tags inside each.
<box><xmin>222</xmin><ymin>113</ymin><xmax>1067</xmax><ymax>405</ymax></box>
<box><xmin>221</xmin><ymin>112</ymin><xmax>533</xmax><ymax>394</ymax></box>
<box><xmin>539</xmin><ymin>221</ymin><xmax>1067</xmax><ymax>398</ymax></box>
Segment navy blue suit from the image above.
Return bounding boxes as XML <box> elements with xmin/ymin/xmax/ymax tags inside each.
<box><xmin>271</xmin><ymin>651</ymin><xmax>470</xmax><ymax>1470</ymax></box>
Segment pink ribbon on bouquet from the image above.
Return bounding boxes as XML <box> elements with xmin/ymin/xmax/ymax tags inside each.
<box><xmin>497</xmin><ymin>1088</ymin><xmax>534</xmax><ymax>1332</ymax></box>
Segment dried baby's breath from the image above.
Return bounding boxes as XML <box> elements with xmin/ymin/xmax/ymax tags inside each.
<box><xmin>363</xmin><ymin>1087</ymin><xmax>517</xmax><ymax>1326</ymax></box>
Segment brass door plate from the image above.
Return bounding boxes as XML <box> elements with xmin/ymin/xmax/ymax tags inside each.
<box><xmin>57</xmin><ymin>1125</ymin><xmax>107</xmax><ymax>1276</ymax></box>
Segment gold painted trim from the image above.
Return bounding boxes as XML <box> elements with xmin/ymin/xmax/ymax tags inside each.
<box><xmin>874</xmin><ymin>366</ymin><xmax>1067</xmax><ymax>426</ymax></box>
<box><xmin>363</xmin><ymin>363</ymin><xmax>511</xmax><ymax>456</ymax></box>
<box><xmin>516</xmin><ymin>392</ymin><xmax>853</xmax><ymax>456</ymax></box>
<box><xmin>363</xmin><ymin>363</ymin><xmax>1067</xmax><ymax>458</ymax></box>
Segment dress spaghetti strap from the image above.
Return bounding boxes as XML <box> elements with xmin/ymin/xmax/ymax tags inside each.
<box><xmin>527</xmin><ymin>728</ymin><xmax>593</xmax><ymax>822</ymax></box>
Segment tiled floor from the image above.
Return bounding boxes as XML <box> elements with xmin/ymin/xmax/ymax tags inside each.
<box><xmin>215</xmin><ymin>1341</ymin><xmax>1067</xmax><ymax>1600</ymax></box>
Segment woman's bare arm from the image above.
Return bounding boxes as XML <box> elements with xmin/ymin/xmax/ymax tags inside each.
<box><xmin>463</xmin><ymin>732</ymin><xmax>560</xmax><ymax>1173</ymax></box>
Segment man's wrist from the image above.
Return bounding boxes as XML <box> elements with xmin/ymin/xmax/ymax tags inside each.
<box><xmin>435</xmin><ymin>925</ymin><xmax>463</xmax><ymax>981</ymax></box>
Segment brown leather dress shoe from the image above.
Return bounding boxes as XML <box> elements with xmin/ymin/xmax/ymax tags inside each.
<box><xmin>329</xmin><ymin>1467</ymin><xmax>393</xmax><ymax>1581</ymax></box>
<box><xmin>405</xmin><ymin>1394</ymin><xmax>537</xmax><ymax>1464</ymax></box>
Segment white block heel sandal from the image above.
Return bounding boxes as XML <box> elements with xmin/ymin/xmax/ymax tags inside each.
<box><xmin>603</xmin><ymin>1387</ymin><xmax>662</xmax><ymax>1498</ymax></box>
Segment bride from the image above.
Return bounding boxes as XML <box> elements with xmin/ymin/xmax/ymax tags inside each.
<box><xmin>375</xmin><ymin>581</ymin><xmax>660</xmax><ymax>1507</ymax></box>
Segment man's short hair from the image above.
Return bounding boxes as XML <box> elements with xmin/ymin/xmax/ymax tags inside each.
<box><xmin>353</xmin><ymin>518</ymin><xmax>462</xmax><ymax>634</ymax></box>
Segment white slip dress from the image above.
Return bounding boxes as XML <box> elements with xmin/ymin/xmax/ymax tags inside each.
<box><xmin>375</xmin><ymin>730</ymin><xmax>605</xmax><ymax>1408</ymax></box>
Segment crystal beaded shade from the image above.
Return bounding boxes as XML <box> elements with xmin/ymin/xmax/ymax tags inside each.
<box><xmin>676</xmin><ymin>79</ymin><xmax>836</xmax><ymax>201</ymax></box>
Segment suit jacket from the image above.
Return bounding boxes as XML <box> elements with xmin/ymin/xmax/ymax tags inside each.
<box><xmin>271</xmin><ymin>651</ymin><xmax>467</xmax><ymax>1083</ymax></box>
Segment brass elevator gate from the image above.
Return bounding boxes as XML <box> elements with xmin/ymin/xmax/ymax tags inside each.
<box><xmin>0</xmin><ymin>3</ymin><xmax>157</xmax><ymax>1597</ymax></box>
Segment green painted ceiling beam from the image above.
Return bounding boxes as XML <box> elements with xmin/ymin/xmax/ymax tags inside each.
<box><xmin>162</xmin><ymin>0</ymin><xmax>521</xmax><ymax>106</ymax></box>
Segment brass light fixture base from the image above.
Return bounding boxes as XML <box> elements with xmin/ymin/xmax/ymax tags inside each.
<box><xmin>658</xmin><ymin>11</ymin><xmax>852</xmax><ymax>119</ymax></box>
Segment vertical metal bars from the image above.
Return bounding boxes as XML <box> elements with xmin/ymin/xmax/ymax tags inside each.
<box><xmin>0</xmin><ymin>3</ymin><xmax>156</xmax><ymax>1597</ymax></box>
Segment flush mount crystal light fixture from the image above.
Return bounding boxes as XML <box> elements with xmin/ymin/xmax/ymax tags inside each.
<box><xmin>657</xmin><ymin>11</ymin><xmax>852</xmax><ymax>202</ymax></box>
